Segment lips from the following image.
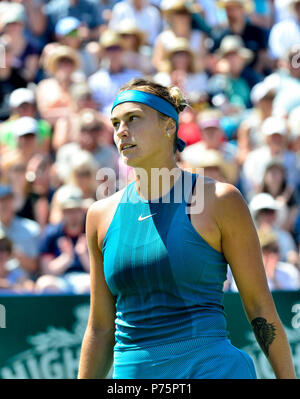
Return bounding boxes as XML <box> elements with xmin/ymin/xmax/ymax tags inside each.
<box><xmin>120</xmin><ymin>143</ymin><xmax>136</xmax><ymax>151</ymax></box>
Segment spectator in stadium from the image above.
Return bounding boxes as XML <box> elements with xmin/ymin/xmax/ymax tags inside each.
<box><xmin>90</xmin><ymin>0</ymin><xmax>121</xmax><ymax>30</ymax></box>
<box><xmin>9</xmin><ymin>117</ymin><xmax>41</xmax><ymax>164</ymax></box>
<box><xmin>249</xmin><ymin>0</ymin><xmax>275</xmax><ymax>30</ymax></box>
<box><xmin>35</xmin><ymin>44</ymin><xmax>80</xmax><ymax>127</ymax></box>
<box><xmin>181</xmin><ymin>147</ymin><xmax>237</xmax><ymax>184</ymax></box>
<box><xmin>55</xmin><ymin>108</ymin><xmax>119</xmax><ymax>184</ymax></box>
<box><xmin>237</xmin><ymin>77</ymin><xmax>277</xmax><ymax>164</ymax></box>
<box><xmin>213</xmin><ymin>0</ymin><xmax>270</xmax><ymax>78</ymax></box>
<box><xmin>0</xmin><ymin>35</ymin><xmax>27</xmax><ymax>121</ymax></box>
<box><xmin>153</xmin><ymin>0</ymin><xmax>207</xmax><ymax>73</ymax></box>
<box><xmin>109</xmin><ymin>0</ymin><xmax>161</xmax><ymax>46</ymax></box>
<box><xmin>0</xmin><ymin>2</ymin><xmax>40</xmax><ymax>83</ymax></box>
<box><xmin>0</xmin><ymin>229</ymin><xmax>35</xmax><ymax>292</ymax></box>
<box><xmin>242</xmin><ymin>116</ymin><xmax>300</xmax><ymax>200</ymax></box>
<box><xmin>268</xmin><ymin>0</ymin><xmax>300</xmax><ymax>62</ymax></box>
<box><xmin>258</xmin><ymin>160</ymin><xmax>299</xmax><ymax>233</ymax></box>
<box><xmin>249</xmin><ymin>192</ymin><xmax>298</xmax><ymax>265</ymax></box>
<box><xmin>207</xmin><ymin>35</ymin><xmax>253</xmax><ymax>110</ymax></box>
<box><xmin>44</xmin><ymin>0</ymin><xmax>103</xmax><ymax>41</ymax></box>
<box><xmin>1</xmin><ymin>151</ymin><xmax>55</xmax><ymax>230</ymax></box>
<box><xmin>51</xmin><ymin>150</ymin><xmax>98</xmax><ymax>224</ymax></box>
<box><xmin>54</xmin><ymin>16</ymin><xmax>98</xmax><ymax>77</ymax></box>
<box><xmin>269</xmin><ymin>44</ymin><xmax>300</xmax><ymax>118</ymax></box>
<box><xmin>88</xmin><ymin>30</ymin><xmax>142</xmax><ymax>116</ymax></box>
<box><xmin>116</xmin><ymin>19</ymin><xmax>154</xmax><ymax>74</ymax></box>
<box><xmin>288</xmin><ymin>104</ymin><xmax>300</xmax><ymax>154</ymax></box>
<box><xmin>19</xmin><ymin>0</ymin><xmax>48</xmax><ymax>52</ymax></box>
<box><xmin>0</xmin><ymin>88</ymin><xmax>51</xmax><ymax>155</ymax></box>
<box><xmin>181</xmin><ymin>109</ymin><xmax>238</xmax><ymax>165</ymax></box>
<box><xmin>227</xmin><ymin>228</ymin><xmax>300</xmax><ymax>291</ymax></box>
<box><xmin>35</xmin><ymin>185</ymin><xmax>90</xmax><ymax>294</ymax></box>
<box><xmin>153</xmin><ymin>37</ymin><xmax>208</xmax><ymax>100</ymax></box>
<box><xmin>0</xmin><ymin>184</ymin><xmax>40</xmax><ymax>276</ymax></box>
<box><xmin>1</xmin><ymin>150</ymin><xmax>35</xmax><ymax>222</ymax></box>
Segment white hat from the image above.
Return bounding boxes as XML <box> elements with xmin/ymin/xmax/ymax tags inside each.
<box><xmin>249</xmin><ymin>193</ymin><xmax>279</xmax><ymax>217</ymax></box>
<box><xmin>0</xmin><ymin>3</ymin><xmax>25</xmax><ymax>27</ymax></box>
<box><xmin>288</xmin><ymin>105</ymin><xmax>300</xmax><ymax>139</ymax></box>
<box><xmin>250</xmin><ymin>78</ymin><xmax>278</xmax><ymax>104</ymax></box>
<box><xmin>9</xmin><ymin>88</ymin><xmax>35</xmax><ymax>109</ymax></box>
<box><xmin>261</xmin><ymin>116</ymin><xmax>287</xmax><ymax>137</ymax></box>
<box><xmin>14</xmin><ymin>117</ymin><xmax>38</xmax><ymax>137</ymax></box>
<box><xmin>56</xmin><ymin>185</ymin><xmax>84</xmax><ymax>210</ymax></box>
<box><xmin>216</xmin><ymin>35</ymin><xmax>253</xmax><ymax>63</ymax></box>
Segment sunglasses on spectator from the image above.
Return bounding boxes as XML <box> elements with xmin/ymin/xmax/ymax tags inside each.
<box><xmin>105</xmin><ymin>45</ymin><xmax>122</xmax><ymax>52</ymax></box>
<box><xmin>81</xmin><ymin>126</ymin><xmax>101</xmax><ymax>133</ymax></box>
<box><xmin>263</xmin><ymin>244</ymin><xmax>280</xmax><ymax>253</ymax></box>
<box><xmin>259</xmin><ymin>208</ymin><xmax>276</xmax><ymax>215</ymax></box>
<box><xmin>65</xmin><ymin>29</ymin><xmax>79</xmax><ymax>38</ymax></box>
<box><xmin>75</xmin><ymin>170</ymin><xmax>92</xmax><ymax>178</ymax></box>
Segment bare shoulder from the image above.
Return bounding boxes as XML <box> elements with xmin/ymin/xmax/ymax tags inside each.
<box><xmin>195</xmin><ymin>176</ymin><xmax>244</xmax><ymax>206</ymax></box>
<box><xmin>212</xmin><ymin>181</ymin><xmax>253</xmax><ymax>231</ymax></box>
<box><xmin>194</xmin><ymin>176</ymin><xmax>249</xmax><ymax>227</ymax></box>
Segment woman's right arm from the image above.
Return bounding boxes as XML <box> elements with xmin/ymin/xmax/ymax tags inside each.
<box><xmin>78</xmin><ymin>202</ymin><xmax>116</xmax><ymax>379</ymax></box>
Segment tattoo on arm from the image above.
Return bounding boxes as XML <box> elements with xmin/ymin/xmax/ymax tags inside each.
<box><xmin>251</xmin><ymin>317</ymin><xmax>276</xmax><ymax>358</ymax></box>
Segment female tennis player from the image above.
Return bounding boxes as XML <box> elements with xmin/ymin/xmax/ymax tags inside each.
<box><xmin>78</xmin><ymin>78</ymin><xmax>296</xmax><ymax>379</ymax></box>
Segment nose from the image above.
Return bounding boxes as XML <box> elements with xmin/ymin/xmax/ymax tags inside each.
<box><xmin>115</xmin><ymin>120</ymin><xmax>129</xmax><ymax>139</ymax></box>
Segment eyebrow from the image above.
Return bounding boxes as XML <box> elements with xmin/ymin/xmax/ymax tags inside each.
<box><xmin>110</xmin><ymin>108</ymin><xmax>144</xmax><ymax>122</ymax></box>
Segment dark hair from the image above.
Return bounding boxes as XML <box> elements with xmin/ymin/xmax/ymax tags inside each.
<box><xmin>262</xmin><ymin>163</ymin><xmax>287</xmax><ymax>197</ymax></box>
<box><xmin>0</xmin><ymin>237</ymin><xmax>12</xmax><ymax>254</ymax></box>
<box><xmin>119</xmin><ymin>78</ymin><xmax>187</xmax><ymax>152</ymax></box>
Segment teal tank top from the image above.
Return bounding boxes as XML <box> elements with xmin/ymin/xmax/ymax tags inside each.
<box><xmin>103</xmin><ymin>170</ymin><xmax>229</xmax><ymax>350</ymax></box>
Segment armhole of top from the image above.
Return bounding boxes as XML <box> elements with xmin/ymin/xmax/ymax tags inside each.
<box><xmin>187</xmin><ymin>174</ymin><xmax>198</xmax><ymax>221</ymax></box>
<box><xmin>101</xmin><ymin>182</ymin><xmax>134</xmax><ymax>251</ymax></box>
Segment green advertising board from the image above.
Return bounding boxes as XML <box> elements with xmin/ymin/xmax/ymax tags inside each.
<box><xmin>0</xmin><ymin>292</ymin><xmax>299</xmax><ymax>379</ymax></box>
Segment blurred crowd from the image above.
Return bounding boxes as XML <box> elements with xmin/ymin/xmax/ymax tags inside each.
<box><xmin>0</xmin><ymin>0</ymin><xmax>300</xmax><ymax>294</ymax></box>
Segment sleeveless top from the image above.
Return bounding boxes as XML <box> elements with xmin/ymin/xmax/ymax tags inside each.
<box><xmin>102</xmin><ymin>171</ymin><xmax>229</xmax><ymax>350</ymax></box>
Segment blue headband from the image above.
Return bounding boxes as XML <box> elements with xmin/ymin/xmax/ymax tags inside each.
<box><xmin>111</xmin><ymin>90</ymin><xmax>186</xmax><ymax>152</ymax></box>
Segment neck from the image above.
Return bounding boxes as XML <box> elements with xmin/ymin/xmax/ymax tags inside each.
<box><xmin>0</xmin><ymin>67</ymin><xmax>11</xmax><ymax>79</ymax></box>
<box><xmin>269</xmin><ymin>146</ymin><xmax>282</xmax><ymax>157</ymax></box>
<box><xmin>65</xmin><ymin>224</ymin><xmax>83</xmax><ymax>236</ymax></box>
<box><xmin>173</xmin><ymin>25</ymin><xmax>190</xmax><ymax>38</ymax></box>
<box><xmin>230</xmin><ymin>20</ymin><xmax>246</xmax><ymax>34</ymax></box>
<box><xmin>134</xmin><ymin>159</ymin><xmax>180</xmax><ymax>201</ymax></box>
<box><xmin>57</xmin><ymin>77</ymin><xmax>71</xmax><ymax>89</ymax></box>
<box><xmin>0</xmin><ymin>218</ymin><xmax>12</xmax><ymax>228</ymax></box>
<box><xmin>258</xmin><ymin>107</ymin><xmax>272</xmax><ymax>120</ymax></box>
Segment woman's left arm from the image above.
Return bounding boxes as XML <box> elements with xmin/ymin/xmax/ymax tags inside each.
<box><xmin>214</xmin><ymin>183</ymin><xmax>296</xmax><ymax>379</ymax></box>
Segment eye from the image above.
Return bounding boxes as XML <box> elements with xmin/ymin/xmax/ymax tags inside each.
<box><xmin>112</xmin><ymin>121</ymin><xmax>120</xmax><ymax>130</ymax></box>
<box><xmin>129</xmin><ymin>115</ymin><xmax>138</xmax><ymax>122</ymax></box>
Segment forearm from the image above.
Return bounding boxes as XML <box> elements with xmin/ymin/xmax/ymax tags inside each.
<box><xmin>23</xmin><ymin>2</ymin><xmax>47</xmax><ymax>35</ymax></box>
<box><xmin>78</xmin><ymin>326</ymin><xmax>115</xmax><ymax>379</ymax></box>
<box><xmin>14</xmin><ymin>252</ymin><xmax>38</xmax><ymax>274</ymax></box>
<box><xmin>248</xmin><ymin>307</ymin><xmax>296</xmax><ymax>378</ymax></box>
<box><xmin>44</xmin><ymin>254</ymin><xmax>74</xmax><ymax>275</ymax></box>
<box><xmin>77</xmin><ymin>252</ymin><xmax>90</xmax><ymax>272</ymax></box>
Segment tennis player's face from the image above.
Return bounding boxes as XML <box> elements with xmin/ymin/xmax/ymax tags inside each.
<box><xmin>111</xmin><ymin>102</ymin><xmax>168</xmax><ymax>167</ymax></box>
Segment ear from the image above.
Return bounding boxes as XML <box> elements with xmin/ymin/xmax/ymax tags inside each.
<box><xmin>165</xmin><ymin>118</ymin><xmax>176</xmax><ymax>138</ymax></box>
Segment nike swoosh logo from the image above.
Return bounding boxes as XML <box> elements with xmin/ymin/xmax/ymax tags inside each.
<box><xmin>138</xmin><ymin>213</ymin><xmax>157</xmax><ymax>221</ymax></box>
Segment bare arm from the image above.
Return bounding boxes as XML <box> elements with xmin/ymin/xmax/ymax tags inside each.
<box><xmin>214</xmin><ymin>183</ymin><xmax>296</xmax><ymax>379</ymax></box>
<box><xmin>22</xmin><ymin>0</ymin><xmax>47</xmax><ymax>36</ymax></box>
<box><xmin>78</xmin><ymin>202</ymin><xmax>116</xmax><ymax>379</ymax></box>
<box><xmin>14</xmin><ymin>251</ymin><xmax>38</xmax><ymax>274</ymax></box>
